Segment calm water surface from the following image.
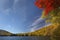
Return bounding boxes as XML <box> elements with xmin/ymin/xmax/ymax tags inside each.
<box><xmin>0</xmin><ymin>36</ymin><xmax>50</xmax><ymax>40</ymax></box>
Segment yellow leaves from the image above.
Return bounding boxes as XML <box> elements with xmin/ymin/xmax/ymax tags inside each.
<box><xmin>41</xmin><ymin>10</ymin><xmax>46</xmax><ymax>18</ymax></box>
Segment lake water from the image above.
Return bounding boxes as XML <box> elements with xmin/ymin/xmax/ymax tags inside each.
<box><xmin>0</xmin><ymin>36</ymin><xmax>51</xmax><ymax>40</ymax></box>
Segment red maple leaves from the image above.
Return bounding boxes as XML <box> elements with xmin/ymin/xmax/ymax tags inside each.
<box><xmin>35</xmin><ymin>0</ymin><xmax>60</xmax><ymax>16</ymax></box>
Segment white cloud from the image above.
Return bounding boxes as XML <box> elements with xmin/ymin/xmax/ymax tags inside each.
<box><xmin>31</xmin><ymin>18</ymin><xmax>42</xmax><ymax>26</ymax></box>
<box><xmin>30</xmin><ymin>23</ymin><xmax>51</xmax><ymax>32</ymax></box>
<box><xmin>28</xmin><ymin>17</ymin><xmax>51</xmax><ymax>32</ymax></box>
<box><xmin>28</xmin><ymin>17</ymin><xmax>43</xmax><ymax>28</ymax></box>
<box><xmin>30</xmin><ymin>26</ymin><xmax>37</xmax><ymax>32</ymax></box>
<box><xmin>27</xmin><ymin>17</ymin><xmax>43</xmax><ymax>32</ymax></box>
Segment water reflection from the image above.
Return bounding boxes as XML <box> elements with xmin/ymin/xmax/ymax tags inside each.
<box><xmin>0</xmin><ymin>36</ymin><xmax>50</xmax><ymax>40</ymax></box>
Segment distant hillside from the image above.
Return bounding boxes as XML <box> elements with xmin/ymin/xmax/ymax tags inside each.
<box><xmin>0</xmin><ymin>30</ymin><xmax>12</xmax><ymax>36</ymax></box>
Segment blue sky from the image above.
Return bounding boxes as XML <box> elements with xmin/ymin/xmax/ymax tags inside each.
<box><xmin>0</xmin><ymin>0</ymin><xmax>47</xmax><ymax>33</ymax></box>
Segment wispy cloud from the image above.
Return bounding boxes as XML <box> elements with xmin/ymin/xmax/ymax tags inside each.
<box><xmin>30</xmin><ymin>25</ymin><xmax>39</xmax><ymax>32</ymax></box>
<box><xmin>29</xmin><ymin>17</ymin><xmax>44</xmax><ymax>28</ymax></box>
<box><xmin>31</xmin><ymin>18</ymin><xmax>42</xmax><ymax>26</ymax></box>
<box><xmin>29</xmin><ymin>17</ymin><xmax>50</xmax><ymax>32</ymax></box>
<box><xmin>0</xmin><ymin>24</ymin><xmax>14</xmax><ymax>29</ymax></box>
<box><xmin>1</xmin><ymin>8</ymin><xmax>11</xmax><ymax>16</ymax></box>
<box><xmin>0</xmin><ymin>0</ymin><xmax>14</xmax><ymax>15</ymax></box>
<box><xmin>28</xmin><ymin>17</ymin><xmax>43</xmax><ymax>32</ymax></box>
<box><xmin>14</xmin><ymin>0</ymin><xmax>19</xmax><ymax>4</ymax></box>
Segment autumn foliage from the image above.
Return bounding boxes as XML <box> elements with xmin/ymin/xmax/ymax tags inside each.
<box><xmin>35</xmin><ymin>0</ymin><xmax>60</xmax><ymax>16</ymax></box>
